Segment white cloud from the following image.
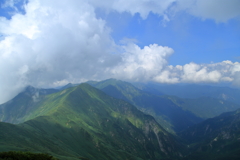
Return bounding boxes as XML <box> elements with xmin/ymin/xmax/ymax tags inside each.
<box><xmin>181</xmin><ymin>63</ymin><xmax>222</xmax><ymax>83</ymax></box>
<box><xmin>151</xmin><ymin>61</ymin><xmax>240</xmax><ymax>85</ymax></box>
<box><xmin>0</xmin><ymin>0</ymin><xmax>119</xmax><ymax>103</ymax></box>
<box><xmin>0</xmin><ymin>0</ymin><xmax>240</xmax><ymax>104</ymax></box>
<box><xmin>111</xmin><ymin>43</ymin><xmax>174</xmax><ymax>81</ymax></box>
<box><xmin>231</xmin><ymin>62</ymin><xmax>240</xmax><ymax>73</ymax></box>
<box><xmin>153</xmin><ymin>70</ymin><xmax>179</xmax><ymax>83</ymax></box>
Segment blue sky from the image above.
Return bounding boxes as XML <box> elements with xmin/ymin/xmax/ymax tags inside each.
<box><xmin>0</xmin><ymin>0</ymin><xmax>240</xmax><ymax>103</ymax></box>
<box><xmin>97</xmin><ymin>9</ymin><xmax>240</xmax><ymax>65</ymax></box>
<box><xmin>0</xmin><ymin>0</ymin><xmax>25</xmax><ymax>18</ymax></box>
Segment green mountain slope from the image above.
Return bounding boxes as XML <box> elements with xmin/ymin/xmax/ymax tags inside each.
<box><xmin>179</xmin><ymin>109</ymin><xmax>240</xmax><ymax>160</ymax></box>
<box><xmin>0</xmin><ymin>84</ymin><xmax>184</xmax><ymax>160</ymax></box>
<box><xmin>88</xmin><ymin>79</ymin><xmax>203</xmax><ymax>133</ymax></box>
<box><xmin>0</xmin><ymin>121</ymin><xmax>78</xmax><ymax>160</ymax></box>
<box><xmin>0</xmin><ymin>86</ymin><xmax>58</xmax><ymax>123</ymax></box>
<box><xmin>165</xmin><ymin>96</ymin><xmax>240</xmax><ymax>119</ymax></box>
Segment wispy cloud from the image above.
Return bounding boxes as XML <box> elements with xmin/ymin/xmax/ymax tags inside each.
<box><xmin>175</xmin><ymin>0</ymin><xmax>240</xmax><ymax>22</ymax></box>
<box><xmin>90</xmin><ymin>0</ymin><xmax>240</xmax><ymax>22</ymax></box>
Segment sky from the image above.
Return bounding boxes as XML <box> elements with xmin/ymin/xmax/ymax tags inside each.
<box><xmin>0</xmin><ymin>0</ymin><xmax>240</xmax><ymax>104</ymax></box>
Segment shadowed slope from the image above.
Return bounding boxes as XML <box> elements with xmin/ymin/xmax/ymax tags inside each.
<box><xmin>88</xmin><ymin>79</ymin><xmax>203</xmax><ymax>133</ymax></box>
<box><xmin>180</xmin><ymin>109</ymin><xmax>240</xmax><ymax>160</ymax></box>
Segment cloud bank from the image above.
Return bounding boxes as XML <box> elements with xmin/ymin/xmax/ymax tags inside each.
<box><xmin>0</xmin><ymin>0</ymin><xmax>240</xmax><ymax>104</ymax></box>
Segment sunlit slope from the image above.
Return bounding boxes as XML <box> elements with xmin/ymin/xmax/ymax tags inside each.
<box><xmin>88</xmin><ymin>79</ymin><xmax>203</xmax><ymax>133</ymax></box>
<box><xmin>0</xmin><ymin>83</ymin><xmax>184</xmax><ymax>160</ymax></box>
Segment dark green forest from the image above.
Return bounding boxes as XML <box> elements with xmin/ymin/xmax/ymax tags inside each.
<box><xmin>0</xmin><ymin>151</ymin><xmax>58</xmax><ymax>160</ymax></box>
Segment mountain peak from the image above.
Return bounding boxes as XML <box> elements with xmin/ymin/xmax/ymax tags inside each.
<box><xmin>60</xmin><ymin>82</ymin><xmax>79</xmax><ymax>90</ymax></box>
<box><xmin>24</xmin><ymin>85</ymin><xmax>38</xmax><ymax>94</ymax></box>
<box><xmin>1</xmin><ymin>81</ymin><xmax>183</xmax><ymax>159</ymax></box>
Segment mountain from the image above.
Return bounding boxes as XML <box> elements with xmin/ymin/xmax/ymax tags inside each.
<box><xmin>39</xmin><ymin>79</ymin><xmax>239</xmax><ymax>133</ymax></box>
<box><xmin>165</xmin><ymin>96</ymin><xmax>240</xmax><ymax>119</ymax></box>
<box><xmin>134</xmin><ymin>83</ymin><xmax>240</xmax><ymax>105</ymax></box>
<box><xmin>0</xmin><ymin>121</ymin><xmax>77</xmax><ymax>160</ymax></box>
<box><xmin>0</xmin><ymin>84</ymin><xmax>184</xmax><ymax>160</ymax></box>
<box><xmin>0</xmin><ymin>86</ymin><xmax>58</xmax><ymax>124</ymax></box>
<box><xmin>59</xmin><ymin>83</ymin><xmax>79</xmax><ymax>90</ymax></box>
<box><xmin>88</xmin><ymin>79</ymin><xmax>203</xmax><ymax>133</ymax></box>
<box><xmin>180</xmin><ymin>109</ymin><xmax>240</xmax><ymax>160</ymax></box>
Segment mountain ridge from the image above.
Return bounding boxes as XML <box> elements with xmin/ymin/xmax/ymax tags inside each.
<box><xmin>133</xmin><ymin>83</ymin><xmax>240</xmax><ymax>105</ymax></box>
<box><xmin>88</xmin><ymin>79</ymin><xmax>204</xmax><ymax>133</ymax></box>
<box><xmin>0</xmin><ymin>83</ymin><xmax>184</xmax><ymax>160</ymax></box>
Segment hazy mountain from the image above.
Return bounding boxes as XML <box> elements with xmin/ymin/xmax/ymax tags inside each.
<box><xmin>0</xmin><ymin>84</ymin><xmax>184</xmax><ymax>160</ymax></box>
<box><xmin>180</xmin><ymin>109</ymin><xmax>240</xmax><ymax>160</ymax></box>
<box><xmin>165</xmin><ymin>96</ymin><xmax>240</xmax><ymax>119</ymax></box>
<box><xmin>88</xmin><ymin>79</ymin><xmax>203</xmax><ymax>133</ymax></box>
<box><xmin>59</xmin><ymin>83</ymin><xmax>79</xmax><ymax>90</ymax></box>
<box><xmin>0</xmin><ymin>86</ymin><xmax>58</xmax><ymax>124</ymax></box>
<box><xmin>134</xmin><ymin>83</ymin><xmax>240</xmax><ymax>105</ymax></box>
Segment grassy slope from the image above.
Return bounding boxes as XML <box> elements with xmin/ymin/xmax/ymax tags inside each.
<box><xmin>0</xmin><ymin>84</ymin><xmax>184</xmax><ymax>160</ymax></box>
<box><xmin>88</xmin><ymin>79</ymin><xmax>203</xmax><ymax>133</ymax></box>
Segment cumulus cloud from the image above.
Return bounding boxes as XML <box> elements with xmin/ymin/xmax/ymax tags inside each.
<box><xmin>153</xmin><ymin>70</ymin><xmax>180</xmax><ymax>83</ymax></box>
<box><xmin>182</xmin><ymin>63</ymin><xmax>222</xmax><ymax>83</ymax></box>
<box><xmin>151</xmin><ymin>61</ymin><xmax>240</xmax><ymax>85</ymax></box>
<box><xmin>111</xmin><ymin>43</ymin><xmax>174</xmax><ymax>81</ymax></box>
<box><xmin>0</xmin><ymin>0</ymin><xmax>119</xmax><ymax>103</ymax></box>
<box><xmin>0</xmin><ymin>0</ymin><xmax>240</xmax><ymax>104</ymax></box>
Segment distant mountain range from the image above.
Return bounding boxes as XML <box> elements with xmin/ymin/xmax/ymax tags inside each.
<box><xmin>88</xmin><ymin>79</ymin><xmax>203</xmax><ymax>133</ymax></box>
<box><xmin>88</xmin><ymin>79</ymin><xmax>240</xmax><ymax>133</ymax></box>
<box><xmin>165</xmin><ymin>96</ymin><xmax>240</xmax><ymax>119</ymax></box>
<box><xmin>134</xmin><ymin>82</ymin><xmax>240</xmax><ymax>105</ymax></box>
<box><xmin>0</xmin><ymin>79</ymin><xmax>240</xmax><ymax>159</ymax></box>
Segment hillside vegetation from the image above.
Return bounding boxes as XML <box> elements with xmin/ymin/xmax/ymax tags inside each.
<box><xmin>0</xmin><ymin>84</ymin><xmax>184</xmax><ymax>160</ymax></box>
